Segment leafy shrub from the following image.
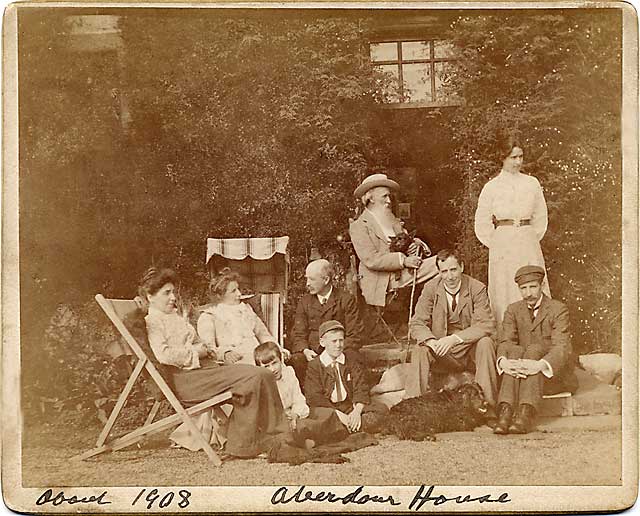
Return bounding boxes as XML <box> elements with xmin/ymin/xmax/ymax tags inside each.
<box><xmin>441</xmin><ymin>11</ymin><xmax>622</xmax><ymax>354</ymax></box>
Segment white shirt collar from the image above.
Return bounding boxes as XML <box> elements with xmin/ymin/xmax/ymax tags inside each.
<box><xmin>528</xmin><ymin>295</ymin><xmax>543</xmax><ymax>311</ymax></box>
<box><xmin>444</xmin><ymin>281</ymin><xmax>462</xmax><ymax>297</ymax></box>
<box><xmin>319</xmin><ymin>350</ymin><xmax>345</xmax><ymax>366</ymax></box>
<box><xmin>317</xmin><ymin>286</ymin><xmax>333</xmax><ymax>305</ymax></box>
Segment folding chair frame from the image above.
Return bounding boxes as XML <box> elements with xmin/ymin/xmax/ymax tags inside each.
<box><xmin>76</xmin><ymin>294</ymin><xmax>232</xmax><ymax>465</ymax></box>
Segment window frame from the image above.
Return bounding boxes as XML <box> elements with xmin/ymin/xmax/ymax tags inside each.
<box><xmin>370</xmin><ymin>38</ymin><xmax>461</xmax><ymax>109</ymax></box>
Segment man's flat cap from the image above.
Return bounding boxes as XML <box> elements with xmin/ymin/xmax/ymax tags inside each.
<box><xmin>514</xmin><ymin>265</ymin><xmax>546</xmax><ymax>285</ymax></box>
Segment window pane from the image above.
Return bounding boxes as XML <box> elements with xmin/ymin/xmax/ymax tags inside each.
<box><xmin>375</xmin><ymin>64</ymin><xmax>401</xmax><ymax>102</ymax></box>
<box><xmin>401</xmin><ymin>41</ymin><xmax>430</xmax><ymax>61</ymax></box>
<box><xmin>434</xmin><ymin>40</ymin><xmax>456</xmax><ymax>59</ymax></box>
<box><xmin>403</xmin><ymin>63</ymin><xmax>431</xmax><ymax>102</ymax></box>
<box><xmin>435</xmin><ymin>62</ymin><xmax>458</xmax><ymax>101</ymax></box>
<box><xmin>370</xmin><ymin>42</ymin><xmax>398</xmax><ymax>62</ymax></box>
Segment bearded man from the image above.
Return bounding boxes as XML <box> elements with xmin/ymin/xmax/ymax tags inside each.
<box><xmin>349</xmin><ymin>173</ymin><xmax>438</xmax><ymax>308</ymax></box>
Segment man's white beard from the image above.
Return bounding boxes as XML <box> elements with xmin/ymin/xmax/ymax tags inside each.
<box><xmin>371</xmin><ymin>204</ymin><xmax>396</xmax><ymax>224</ymax></box>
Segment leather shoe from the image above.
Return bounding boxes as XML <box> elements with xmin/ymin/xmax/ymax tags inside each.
<box><xmin>484</xmin><ymin>404</ymin><xmax>498</xmax><ymax>429</ymax></box>
<box><xmin>509</xmin><ymin>404</ymin><xmax>536</xmax><ymax>434</ymax></box>
<box><xmin>493</xmin><ymin>403</ymin><xmax>513</xmax><ymax>435</ymax></box>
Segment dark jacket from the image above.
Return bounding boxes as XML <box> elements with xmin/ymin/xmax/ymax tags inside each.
<box><xmin>304</xmin><ymin>354</ymin><xmax>370</xmax><ymax>413</ymax></box>
<box><xmin>498</xmin><ymin>294</ymin><xmax>577</xmax><ymax>391</ymax></box>
<box><xmin>291</xmin><ymin>287</ymin><xmax>364</xmax><ymax>354</ymax></box>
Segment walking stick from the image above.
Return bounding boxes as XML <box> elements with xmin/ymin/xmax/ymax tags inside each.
<box><xmin>406</xmin><ymin>248</ymin><xmax>421</xmax><ymax>360</ymax></box>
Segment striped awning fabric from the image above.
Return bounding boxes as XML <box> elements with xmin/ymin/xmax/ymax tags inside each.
<box><xmin>206</xmin><ymin>236</ymin><xmax>289</xmax><ymax>264</ymax></box>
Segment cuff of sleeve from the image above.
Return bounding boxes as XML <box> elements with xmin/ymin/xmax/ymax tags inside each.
<box><xmin>452</xmin><ymin>334</ymin><xmax>464</xmax><ymax>344</ymax></box>
<box><xmin>540</xmin><ymin>359</ymin><xmax>554</xmax><ymax>378</ymax></box>
<box><xmin>496</xmin><ymin>356</ymin><xmax>506</xmax><ymax>375</ymax></box>
<box><xmin>399</xmin><ymin>254</ymin><xmax>405</xmax><ymax>268</ymax></box>
<box><xmin>186</xmin><ymin>349</ymin><xmax>201</xmax><ymax>370</ymax></box>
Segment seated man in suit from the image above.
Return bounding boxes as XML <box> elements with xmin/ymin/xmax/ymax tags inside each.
<box><xmin>494</xmin><ymin>265</ymin><xmax>578</xmax><ymax>435</ymax></box>
<box><xmin>304</xmin><ymin>320</ymin><xmax>387</xmax><ymax>435</ymax></box>
<box><xmin>289</xmin><ymin>259</ymin><xmax>365</xmax><ymax>385</ymax></box>
<box><xmin>405</xmin><ymin>249</ymin><xmax>498</xmax><ymax>425</ymax></box>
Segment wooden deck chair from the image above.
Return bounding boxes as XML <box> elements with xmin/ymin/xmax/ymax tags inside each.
<box><xmin>76</xmin><ymin>294</ymin><xmax>232</xmax><ymax>465</ymax></box>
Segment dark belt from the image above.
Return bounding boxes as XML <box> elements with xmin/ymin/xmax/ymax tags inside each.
<box><xmin>494</xmin><ymin>218</ymin><xmax>531</xmax><ymax>227</ymax></box>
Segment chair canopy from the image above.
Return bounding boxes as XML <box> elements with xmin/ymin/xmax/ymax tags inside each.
<box><xmin>206</xmin><ymin>237</ymin><xmax>289</xmax><ymax>299</ymax></box>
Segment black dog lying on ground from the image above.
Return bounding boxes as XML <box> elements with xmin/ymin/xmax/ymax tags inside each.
<box><xmin>380</xmin><ymin>383</ymin><xmax>489</xmax><ymax>441</ymax></box>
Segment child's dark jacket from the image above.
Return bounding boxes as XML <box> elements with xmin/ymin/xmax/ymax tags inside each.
<box><xmin>304</xmin><ymin>354</ymin><xmax>370</xmax><ymax>414</ymax></box>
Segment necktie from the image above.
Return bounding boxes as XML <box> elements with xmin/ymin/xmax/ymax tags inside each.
<box><xmin>332</xmin><ymin>363</ymin><xmax>345</xmax><ymax>402</ymax></box>
<box><xmin>528</xmin><ymin>305</ymin><xmax>535</xmax><ymax>322</ymax></box>
<box><xmin>320</xmin><ymin>297</ymin><xmax>326</xmax><ymax>305</ymax></box>
<box><xmin>449</xmin><ymin>289</ymin><xmax>460</xmax><ymax>312</ymax></box>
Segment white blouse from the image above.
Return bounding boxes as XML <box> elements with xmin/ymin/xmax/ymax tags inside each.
<box><xmin>276</xmin><ymin>365</ymin><xmax>310</xmax><ymax>420</ymax></box>
<box><xmin>474</xmin><ymin>170</ymin><xmax>548</xmax><ymax>248</ymax></box>
<box><xmin>145</xmin><ymin>306</ymin><xmax>212</xmax><ymax>370</ymax></box>
<box><xmin>197</xmin><ymin>302</ymin><xmax>275</xmax><ymax>364</ymax></box>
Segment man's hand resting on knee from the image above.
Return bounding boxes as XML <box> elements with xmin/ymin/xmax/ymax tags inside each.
<box><xmin>499</xmin><ymin>358</ymin><xmax>528</xmax><ymax>379</ymax></box>
<box><xmin>420</xmin><ymin>336</ymin><xmax>458</xmax><ymax>357</ymax></box>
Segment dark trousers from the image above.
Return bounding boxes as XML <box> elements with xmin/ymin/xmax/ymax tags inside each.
<box><xmin>308</xmin><ymin>401</ymin><xmax>388</xmax><ymax>435</ymax></box>
<box><xmin>496</xmin><ymin>344</ymin><xmax>576</xmax><ymax>410</ymax></box>
<box><xmin>296</xmin><ymin>406</ymin><xmax>348</xmax><ymax>444</ymax></box>
<box><xmin>172</xmin><ymin>360</ymin><xmax>289</xmax><ymax>458</ymax></box>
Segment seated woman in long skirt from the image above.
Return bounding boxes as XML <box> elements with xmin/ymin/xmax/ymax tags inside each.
<box><xmin>133</xmin><ymin>267</ymin><xmax>290</xmax><ymax>459</ymax></box>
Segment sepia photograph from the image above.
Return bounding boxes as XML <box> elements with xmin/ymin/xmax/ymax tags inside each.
<box><xmin>2</xmin><ymin>1</ymin><xmax>637</xmax><ymax>512</ymax></box>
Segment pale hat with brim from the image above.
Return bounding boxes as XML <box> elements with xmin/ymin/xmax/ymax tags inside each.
<box><xmin>354</xmin><ymin>173</ymin><xmax>400</xmax><ymax>199</ymax></box>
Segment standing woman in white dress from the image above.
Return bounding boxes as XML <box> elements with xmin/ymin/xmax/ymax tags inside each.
<box><xmin>474</xmin><ymin>137</ymin><xmax>551</xmax><ymax>324</ymax></box>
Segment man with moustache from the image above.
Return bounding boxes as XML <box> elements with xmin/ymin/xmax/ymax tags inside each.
<box><xmin>404</xmin><ymin>249</ymin><xmax>498</xmax><ymax>426</ymax></box>
<box><xmin>493</xmin><ymin>265</ymin><xmax>578</xmax><ymax>435</ymax></box>
<box><xmin>290</xmin><ymin>259</ymin><xmax>365</xmax><ymax>385</ymax></box>
<box><xmin>349</xmin><ymin>173</ymin><xmax>438</xmax><ymax>309</ymax></box>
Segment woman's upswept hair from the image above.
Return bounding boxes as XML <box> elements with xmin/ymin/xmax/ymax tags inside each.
<box><xmin>209</xmin><ymin>267</ymin><xmax>242</xmax><ymax>303</ymax></box>
<box><xmin>494</xmin><ymin>130</ymin><xmax>524</xmax><ymax>163</ymax></box>
<box><xmin>138</xmin><ymin>267</ymin><xmax>177</xmax><ymax>298</ymax></box>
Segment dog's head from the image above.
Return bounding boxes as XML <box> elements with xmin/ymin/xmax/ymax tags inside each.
<box><xmin>389</xmin><ymin>230</ymin><xmax>415</xmax><ymax>254</ymax></box>
<box><xmin>457</xmin><ymin>382</ymin><xmax>488</xmax><ymax>417</ymax></box>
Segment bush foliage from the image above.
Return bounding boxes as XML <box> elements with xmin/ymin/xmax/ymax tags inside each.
<box><xmin>440</xmin><ymin>11</ymin><xmax>622</xmax><ymax>354</ymax></box>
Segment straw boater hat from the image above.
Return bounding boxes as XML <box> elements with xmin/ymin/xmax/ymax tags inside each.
<box><xmin>353</xmin><ymin>173</ymin><xmax>400</xmax><ymax>199</ymax></box>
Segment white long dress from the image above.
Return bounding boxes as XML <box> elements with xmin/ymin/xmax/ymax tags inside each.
<box><xmin>474</xmin><ymin>170</ymin><xmax>551</xmax><ymax>324</ymax></box>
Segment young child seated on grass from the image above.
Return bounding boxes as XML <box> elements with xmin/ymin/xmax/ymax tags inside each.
<box><xmin>254</xmin><ymin>341</ymin><xmax>343</xmax><ymax>446</ymax></box>
<box><xmin>304</xmin><ymin>320</ymin><xmax>388</xmax><ymax>434</ymax></box>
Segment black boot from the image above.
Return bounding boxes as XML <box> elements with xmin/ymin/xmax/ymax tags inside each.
<box><xmin>485</xmin><ymin>404</ymin><xmax>498</xmax><ymax>429</ymax></box>
<box><xmin>509</xmin><ymin>404</ymin><xmax>536</xmax><ymax>434</ymax></box>
<box><xmin>493</xmin><ymin>403</ymin><xmax>513</xmax><ymax>435</ymax></box>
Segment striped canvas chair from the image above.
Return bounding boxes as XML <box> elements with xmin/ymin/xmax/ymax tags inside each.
<box><xmin>205</xmin><ymin>236</ymin><xmax>289</xmax><ymax>349</ymax></box>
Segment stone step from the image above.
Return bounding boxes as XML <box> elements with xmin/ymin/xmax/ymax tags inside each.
<box><xmin>537</xmin><ymin>368</ymin><xmax>621</xmax><ymax>417</ymax></box>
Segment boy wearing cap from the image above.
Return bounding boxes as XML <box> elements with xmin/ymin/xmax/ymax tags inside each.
<box><xmin>304</xmin><ymin>320</ymin><xmax>388</xmax><ymax>434</ymax></box>
<box><xmin>494</xmin><ymin>265</ymin><xmax>578</xmax><ymax>434</ymax></box>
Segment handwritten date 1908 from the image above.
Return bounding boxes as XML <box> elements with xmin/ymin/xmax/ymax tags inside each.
<box><xmin>131</xmin><ymin>488</ymin><xmax>191</xmax><ymax>509</ymax></box>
